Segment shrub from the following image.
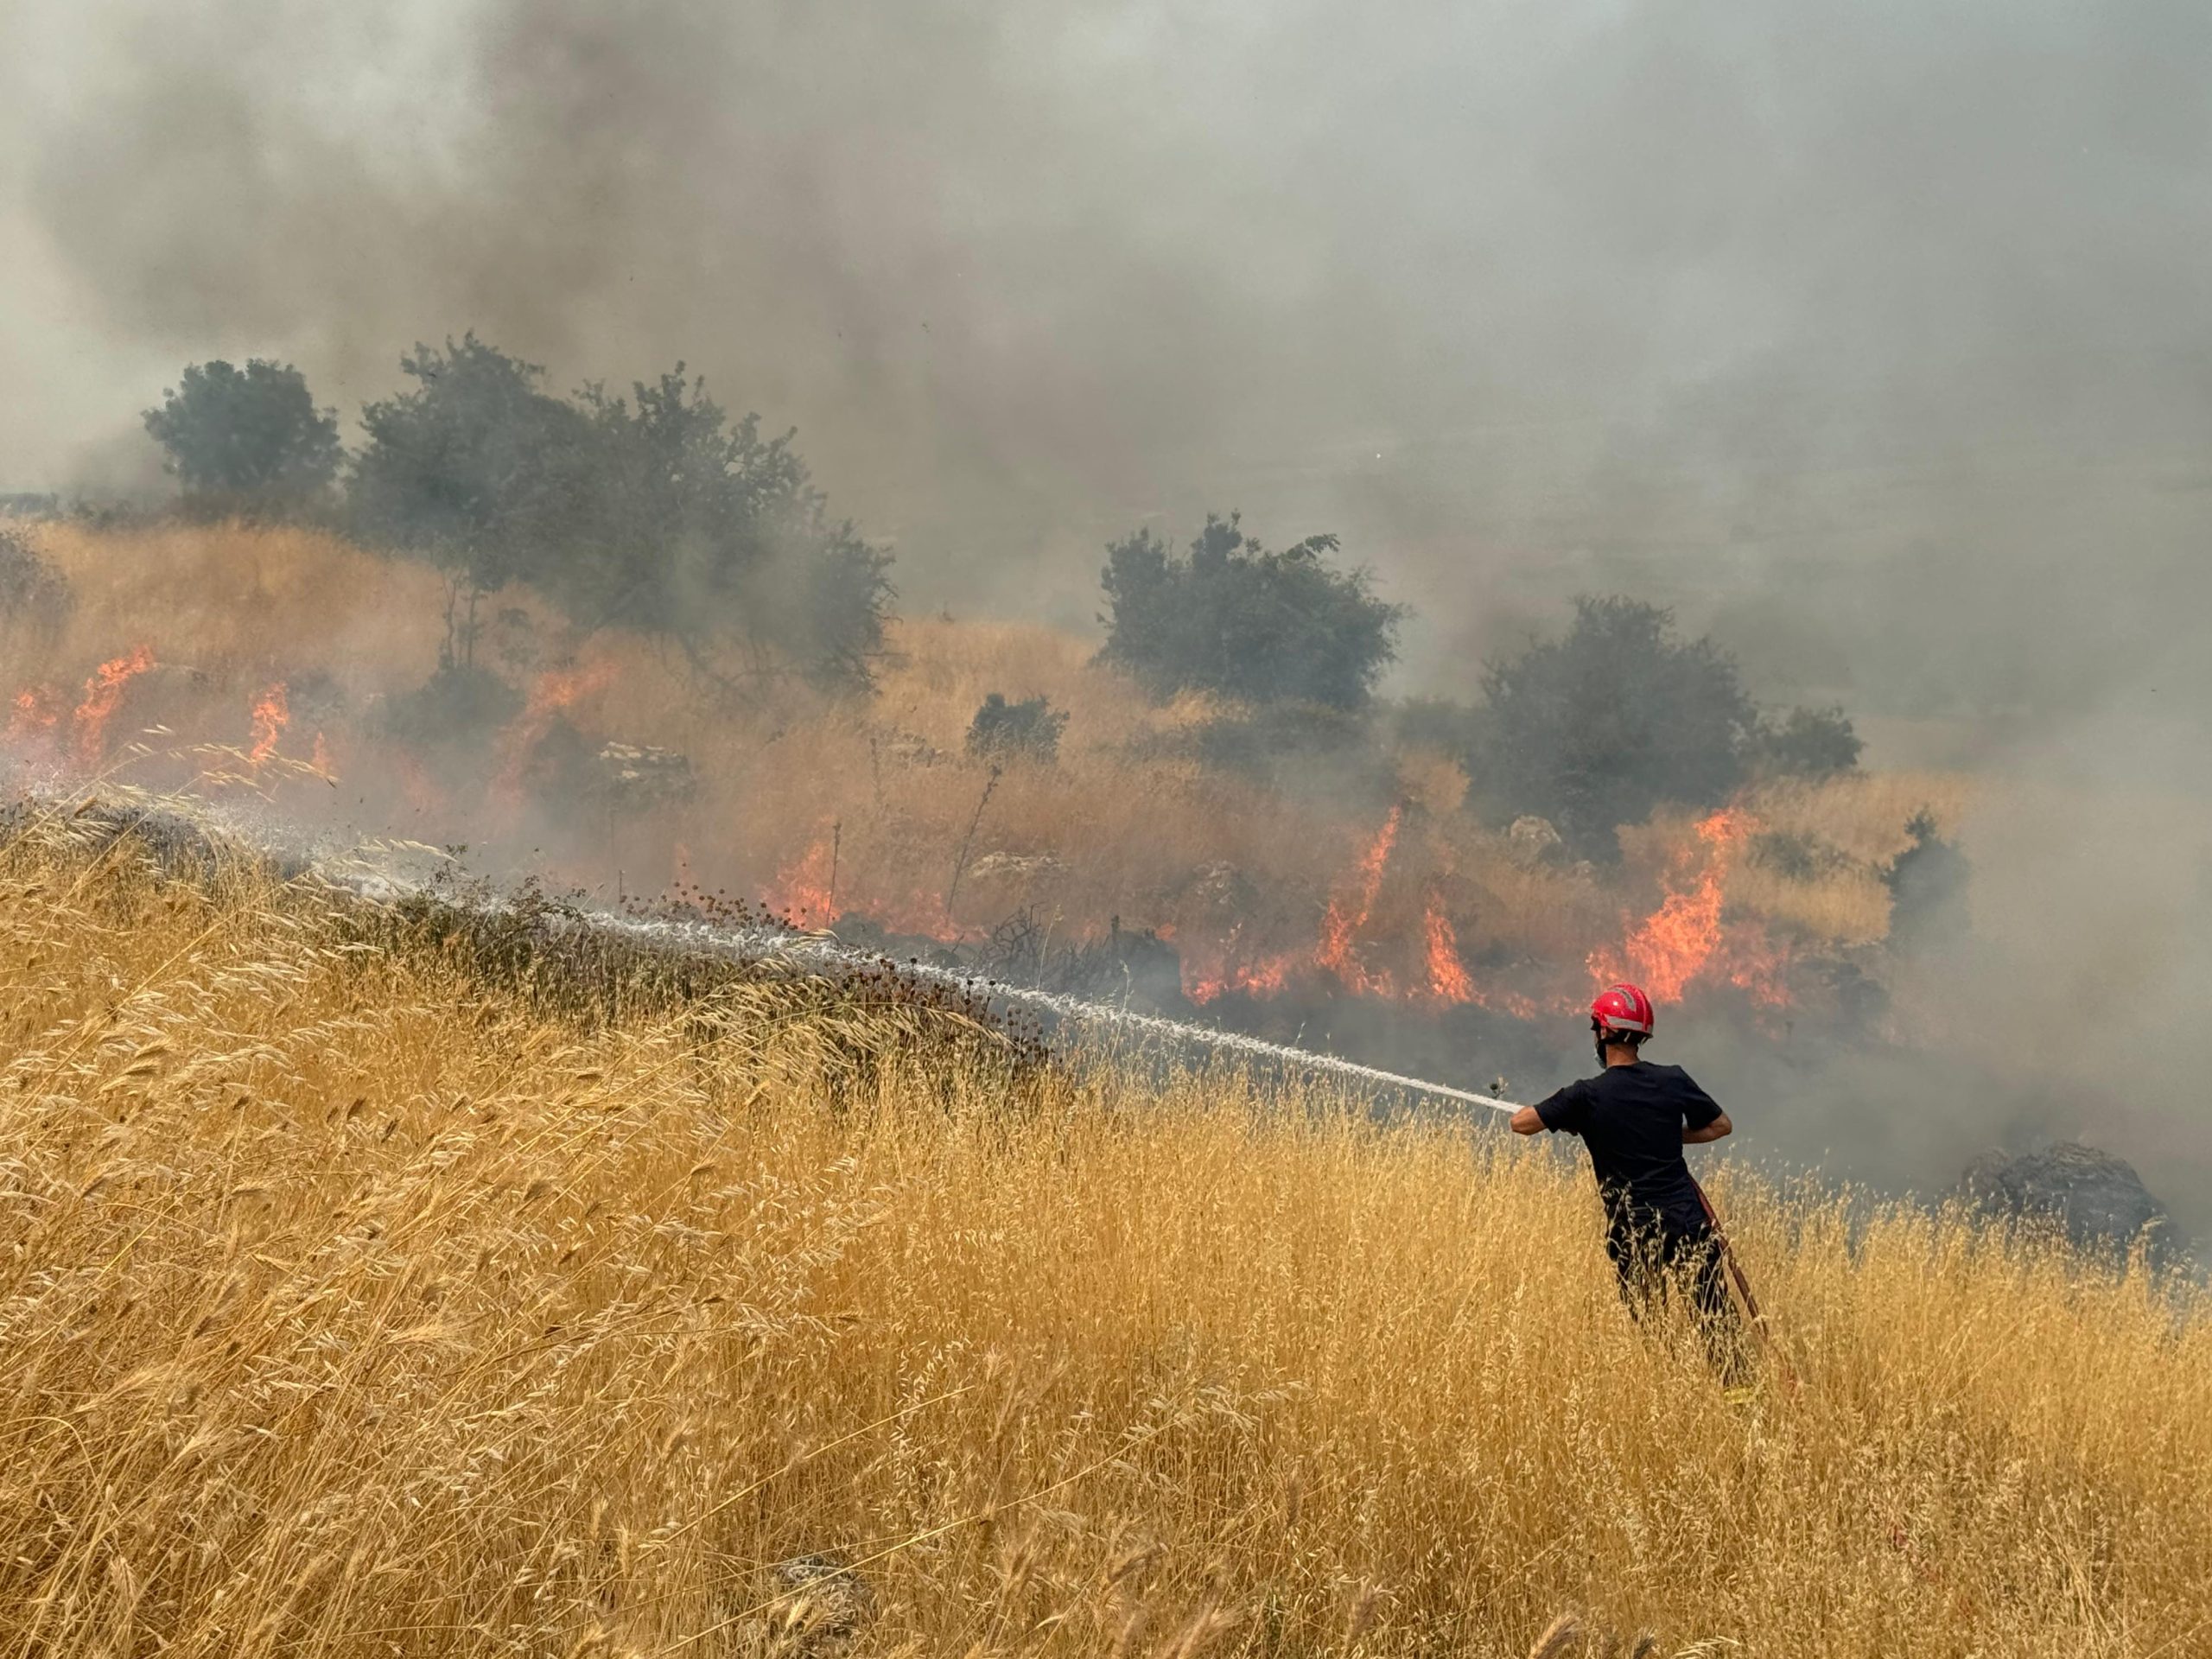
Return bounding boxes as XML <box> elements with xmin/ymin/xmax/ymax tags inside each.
<box><xmin>1098</xmin><ymin>513</ymin><xmax>1403</xmax><ymax>710</ymax></box>
<box><xmin>1886</xmin><ymin>808</ymin><xmax>1971</xmax><ymax>948</ymax></box>
<box><xmin>142</xmin><ymin>359</ymin><xmax>342</xmax><ymax>518</ymax></box>
<box><xmin>965</xmin><ymin>693</ymin><xmax>1066</xmax><ymax>762</ymax></box>
<box><xmin>378</xmin><ymin>661</ymin><xmax>524</xmax><ymax>749</ymax></box>
<box><xmin>1478</xmin><ymin>596</ymin><xmax>1757</xmax><ymax>860</ymax></box>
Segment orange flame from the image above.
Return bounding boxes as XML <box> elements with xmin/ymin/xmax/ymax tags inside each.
<box><xmin>248</xmin><ymin>681</ymin><xmax>289</xmax><ymax>766</ymax></box>
<box><xmin>71</xmin><ymin>646</ymin><xmax>156</xmax><ymax>766</ymax></box>
<box><xmin>1316</xmin><ymin>806</ymin><xmax>1402</xmax><ymax>997</ymax></box>
<box><xmin>495</xmin><ymin>658</ymin><xmax>618</xmax><ymax>796</ymax></box>
<box><xmin>1587</xmin><ymin>806</ymin><xmax>1789</xmax><ymax>1008</ymax></box>
<box><xmin>766</xmin><ymin>834</ymin><xmax>840</xmax><ymax>927</ymax></box>
<box><xmin>1422</xmin><ymin>899</ymin><xmax>1475</xmax><ymax>1005</ymax></box>
<box><xmin>8</xmin><ymin>686</ymin><xmax>61</xmax><ymax>741</ymax></box>
<box><xmin>309</xmin><ymin>731</ymin><xmax>333</xmax><ymax>779</ymax></box>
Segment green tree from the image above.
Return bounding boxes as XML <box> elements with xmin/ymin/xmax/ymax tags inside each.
<box><xmin>1752</xmin><ymin>704</ymin><xmax>1863</xmax><ymax>779</ymax></box>
<box><xmin>1098</xmin><ymin>513</ymin><xmax>1403</xmax><ymax>709</ymax></box>
<box><xmin>550</xmin><ymin>368</ymin><xmax>893</xmax><ymax>693</ymax></box>
<box><xmin>1478</xmin><ymin>596</ymin><xmax>1757</xmax><ymax>858</ymax></box>
<box><xmin>349</xmin><ymin>335</ymin><xmax>589</xmax><ymax>664</ymax></box>
<box><xmin>142</xmin><ymin>359</ymin><xmax>341</xmax><ymax>517</ymax></box>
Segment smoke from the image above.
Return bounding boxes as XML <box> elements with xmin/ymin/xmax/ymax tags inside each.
<box><xmin>5</xmin><ymin>0</ymin><xmax>2211</xmax><ymax>1224</ymax></box>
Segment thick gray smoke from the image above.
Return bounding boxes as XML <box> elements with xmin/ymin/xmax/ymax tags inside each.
<box><xmin>4</xmin><ymin>0</ymin><xmax>2209</xmax><ymax>1224</ymax></box>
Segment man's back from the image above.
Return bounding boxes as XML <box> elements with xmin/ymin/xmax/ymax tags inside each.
<box><xmin>1535</xmin><ymin>1062</ymin><xmax>1723</xmax><ymax>1236</ymax></box>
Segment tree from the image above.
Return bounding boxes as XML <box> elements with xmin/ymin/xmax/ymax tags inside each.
<box><xmin>1753</xmin><ymin>704</ymin><xmax>1862</xmax><ymax>779</ymax></box>
<box><xmin>348</xmin><ymin>338</ymin><xmax>893</xmax><ymax>693</ymax></box>
<box><xmin>548</xmin><ymin>368</ymin><xmax>893</xmax><ymax>693</ymax></box>
<box><xmin>142</xmin><ymin>359</ymin><xmax>341</xmax><ymax>517</ymax></box>
<box><xmin>1098</xmin><ymin>513</ymin><xmax>1403</xmax><ymax>709</ymax></box>
<box><xmin>349</xmin><ymin>335</ymin><xmax>587</xmax><ymax>664</ymax></box>
<box><xmin>1478</xmin><ymin>596</ymin><xmax>1757</xmax><ymax>858</ymax></box>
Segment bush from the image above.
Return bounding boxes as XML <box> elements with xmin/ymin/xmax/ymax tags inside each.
<box><xmin>1098</xmin><ymin>513</ymin><xmax>1403</xmax><ymax>710</ymax></box>
<box><xmin>0</xmin><ymin>528</ymin><xmax>73</xmax><ymax>642</ymax></box>
<box><xmin>1478</xmin><ymin>596</ymin><xmax>1757</xmax><ymax>859</ymax></box>
<box><xmin>1886</xmin><ymin>808</ymin><xmax>1970</xmax><ymax>948</ymax></box>
<box><xmin>378</xmin><ymin>661</ymin><xmax>524</xmax><ymax>749</ymax></box>
<box><xmin>966</xmin><ymin>693</ymin><xmax>1066</xmax><ymax>762</ymax></box>
<box><xmin>142</xmin><ymin>359</ymin><xmax>342</xmax><ymax>518</ymax></box>
<box><xmin>1754</xmin><ymin>705</ymin><xmax>1862</xmax><ymax>779</ymax></box>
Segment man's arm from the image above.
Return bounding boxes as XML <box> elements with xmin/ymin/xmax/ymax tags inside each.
<box><xmin>1510</xmin><ymin>1104</ymin><xmax>1545</xmax><ymax>1135</ymax></box>
<box><xmin>1682</xmin><ymin>1112</ymin><xmax>1732</xmax><ymax>1145</ymax></box>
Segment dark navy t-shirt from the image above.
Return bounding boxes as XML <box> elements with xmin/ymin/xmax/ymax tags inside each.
<box><xmin>1535</xmin><ymin>1062</ymin><xmax>1725</xmax><ymax>1237</ymax></box>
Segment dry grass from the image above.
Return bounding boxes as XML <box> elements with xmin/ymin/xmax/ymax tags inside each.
<box><xmin>9</xmin><ymin>520</ymin><xmax>1974</xmax><ymax>1008</ymax></box>
<box><xmin>0</xmin><ymin>810</ymin><xmax>2204</xmax><ymax>1656</ymax></box>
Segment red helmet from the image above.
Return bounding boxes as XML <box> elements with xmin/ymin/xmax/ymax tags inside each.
<box><xmin>1590</xmin><ymin>982</ymin><xmax>1655</xmax><ymax>1039</ymax></box>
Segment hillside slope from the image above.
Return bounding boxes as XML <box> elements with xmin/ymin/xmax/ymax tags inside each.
<box><xmin>0</xmin><ymin>809</ymin><xmax>2202</xmax><ymax>1656</ymax></box>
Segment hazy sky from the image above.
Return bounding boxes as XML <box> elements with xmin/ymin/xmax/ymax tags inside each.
<box><xmin>5</xmin><ymin>0</ymin><xmax>2209</xmax><ymax>715</ymax></box>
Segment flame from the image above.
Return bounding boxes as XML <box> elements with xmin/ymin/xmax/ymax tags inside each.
<box><xmin>8</xmin><ymin>685</ymin><xmax>61</xmax><ymax>741</ymax></box>
<box><xmin>495</xmin><ymin>658</ymin><xmax>618</xmax><ymax>796</ymax></box>
<box><xmin>248</xmin><ymin>681</ymin><xmax>289</xmax><ymax>766</ymax></box>
<box><xmin>1587</xmin><ymin>806</ymin><xmax>1789</xmax><ymax>1008</ymax></box>
<box><xmin>766</xmin><ymin>834</ymin><xmax>840</xmax><ymax>927</ymax></box>
<box><xmin>309</xmin><ymin>731</ymin><xmax>333</xmax><ymax>778</ymax></box>
<box><xmin>1422</xmin><ymin>899</ymin><xmax>1475</xmax><ymax>1004</ymax></box>
<box><xmin>1185</xmin><ymin>938</ymin><xmax>1298</xmax><ymax>1005</ymax></box>
<box><xmin>71</xmin><ymin>646</ymin><xmax>156</xmax><ymax>766</ymax></box>
<box><xmin>1315</xmin><ymin>806</ymin><xmax>1402</xmax><ymax>997</ymax></box>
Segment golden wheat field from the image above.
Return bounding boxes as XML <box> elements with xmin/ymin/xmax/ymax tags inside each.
<box><xmin>0</xmin><ymin>804</ymin><xmax>2203</xmax><ymax>1658</ymax></box>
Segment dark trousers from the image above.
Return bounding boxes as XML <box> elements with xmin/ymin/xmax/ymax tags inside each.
<box><xmin>1605</xmin><ymin>1218</ymin><xmax>1744</xmax><ymax>1377</ymax></box>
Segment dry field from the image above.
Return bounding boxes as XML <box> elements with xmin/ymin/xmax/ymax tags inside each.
<box><xmin>7</xmin><ymin>522</ymin><xmax>1967</xmax><ymax>1012</ymax></box>
<box><xmin>0</xmin><ymin>806</ymin><xmax>2202</xmax><ymax>1657</ymax></box>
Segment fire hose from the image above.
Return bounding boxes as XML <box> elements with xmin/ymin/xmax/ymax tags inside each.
<box><xmin>12</xmin><ymin>788</ymin><xmax>1785</xmax><ymax>1367</ymax></box>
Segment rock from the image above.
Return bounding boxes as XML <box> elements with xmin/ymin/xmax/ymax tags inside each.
<box><xmin>759</xmin><ymin>1554</ymin><xmax>873</xmax><ymax>1655</ymax></box>
<box><xmin>1179</xmin><ymin>860</ymin><xmax>1259</xmax><ymax>921</ymax></box>
<box><xmin>590</xmin><ymin>741</ymin><xmax>696</xmax><ymax>810</ymax></box>
<box><xmin>1958</xmin><ymin>1142</ymin><xmax>2181</xmax><ymax>1262</ymax></box>
<box><xmin>1507</xmin><ymin>815</ymin><xmax>1564</xmax><ymax>866</ymax></box>
<box><xmin>965</xmin><ymin>850</ymin><xmax>1069</xmax><ymax>888</ymax></box>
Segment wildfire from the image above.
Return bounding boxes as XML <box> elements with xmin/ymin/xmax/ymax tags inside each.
<box><xmin>493</xmin><ymin>658</ymin><xmax>618</xmax><ymax>797</ymax></box>
<box><xmin>1587</xmin><ymin>806</ymin><xmax>1789</xmax><ymax>1009</ymax></box>
<box><xmin>310</xmin><ymin>731</ymin><xmax>333</xmax><ymax>779</ymax></box>
<box><xmin>766</xmin><ymin>834</ymin><xmax>840</xmax><ymax>927</ymax></box>
<box><xmin>248</xmin><ymin>682</ymin><xmax>289</xmax><ymax>766</ymax></box>
<box><xmin>7</xmin><ymin>686</ymin><xmax>60</xmax><ymax>742</ymax></box>
<box><xmin>1316</xmin><ymin>806</ymin><xmax>1402</xmax><ymax>998</ymax></box>
<box><xmin>71</xmin><ymin>645</ymin><xmax>156</xmax><ymax>766</ymax></box>
<box><xmin>1422</xmin><ymin>900</ymin><xmax>1475</xmax><ymax>1004</ymax></box>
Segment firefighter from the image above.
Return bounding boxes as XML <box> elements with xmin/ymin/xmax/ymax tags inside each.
<box><xmin>1509</xmin><ymin>982</ymin><xmax>1742</xmax><ymax>1371</ymax></box>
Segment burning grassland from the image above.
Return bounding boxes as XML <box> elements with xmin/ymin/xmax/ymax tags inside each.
<box><xmin>0</xmin><ymin>801</ymin><xmax>2204</xmax><ymax>1657</ymax></box>
<box><xmin>3</xmin><ymin>521</ymin><xmax>1969</xmax><ymax>1077</ymax></box>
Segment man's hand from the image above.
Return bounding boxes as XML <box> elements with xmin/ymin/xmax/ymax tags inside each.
<box><xmin>1683</xmin><ymin>1112</ymin><xmax>1732</xmax><ymax>1145</ymax></box>
<box><xmin>1510</xmin><ymin>1104</ymin><xmax>1545</xmax><ymax>1135</ymax></box>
